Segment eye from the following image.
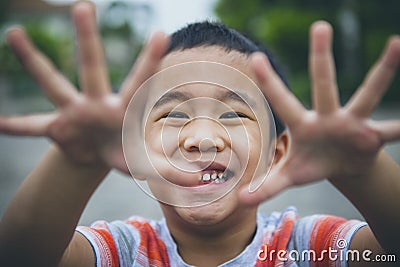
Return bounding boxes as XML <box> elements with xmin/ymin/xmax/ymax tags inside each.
<box><xmin>161</xmin><ymin>111</ymin><xmax>189</xmax><ymax>119</ymax></box>
<box><xmin>219</xmin><ymin>112</ymin><xmax>249</xmax><ymax>119</ymax></box>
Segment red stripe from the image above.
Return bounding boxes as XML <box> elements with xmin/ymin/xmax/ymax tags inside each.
<box><xmin>93</xmin><ymin>228</ymin><xmax>120</xmax><ymax>267</ymax></box>
<box><xmin>310</xmin><ymin>216</ymin><xmax>346</xmax><ymax>267</ymax></box>
<box><xmin>129</xmin><ymin>220</ymin><xmax>171</xmax><ymax>267</ymax></box>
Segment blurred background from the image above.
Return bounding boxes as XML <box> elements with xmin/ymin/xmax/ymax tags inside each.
<box><xmin>0</xmin><ymin>0</ymin><xmax>399</xmax><ymax>225</ymax></box>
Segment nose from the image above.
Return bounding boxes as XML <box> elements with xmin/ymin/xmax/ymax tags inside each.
<box><xmin>181</xmin><ymin>118</ymin><xmax>226</xmax><ymax>153</ymax></box>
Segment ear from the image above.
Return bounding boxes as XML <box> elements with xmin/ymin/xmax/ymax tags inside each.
<box><xmin>272</xmin><ymin>131</ymin><xmax>289</xmax><ymax>167</ymax></box>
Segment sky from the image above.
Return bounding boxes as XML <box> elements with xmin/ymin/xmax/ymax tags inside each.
<box><xmin>45</xmin><ymin>0</ymin><xmax>218</xmax><ymax>34</ymax></box>
<box><xmin>145</xmin><ymin>0</ymin><xmax>218</xmax><ymax>33</ymax></box>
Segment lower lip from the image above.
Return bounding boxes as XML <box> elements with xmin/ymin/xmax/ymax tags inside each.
<box><xmin>189</xmin><ymin>177</ymin><xmax>236</xmax><ymax>190</ymax></box>
<box><xmin>194</xmin><ymin>181</ymin><xmax>225</xmax><ymax>187</ymax></box>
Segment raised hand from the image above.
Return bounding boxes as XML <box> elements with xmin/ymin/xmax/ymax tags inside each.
<box><xmin>0</xmin><ymin>2</ymin><xmax>168</xmax><ymax>173</ymax></box>
<box><xmin>241</xmin><ymin>21</ymin><xmax>400</xmax><ymax>205</ymax></box>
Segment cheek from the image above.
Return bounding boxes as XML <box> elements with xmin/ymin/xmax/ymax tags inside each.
<box><xmin>146</xmin><ymin>124</ymin><xmax>180</xmax><ymax>156</ymax></box>
<box><xmin>246</xmin><ymin>131</ymin><xmax>263</xmax><ymax>176</ymax></box>
<box><xmin>229</xmin><ymin>124</ymin><xmax>264</xmax><ymax>183</ymax></box>
<box><xmin>249</xmin><ymin>128</ymin><xmax>263</xmax><ymax>156</ymax></box>
<box><xmin>229</xmin><ymin>124</ymin><xmax>262</xmax><ymax>161</ymax></box>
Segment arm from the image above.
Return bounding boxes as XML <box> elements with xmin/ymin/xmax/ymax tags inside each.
<box><xmin>332</xmin><ymin>150</ymin><xmax>400</xmax><ymax>263</ymax></box>
<box><xmin>0</xmin><ymin>2</ymin><xmax>168</xmax><ymax>266</ymax></box>
<box><xmin>240</xmin><ymin>21</ymin><xmax>400</xmax><ymax>263</ymax></box>
<box><xmin>0</xmin><ymin>146</ymin><xmax>108</xmax><ymax>266</ymax></box>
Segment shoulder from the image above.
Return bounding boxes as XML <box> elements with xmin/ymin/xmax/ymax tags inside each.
<box><xmin>257</xmin><ymin>207</ymin><xmax>299</xmax><ymax>249</ymax></box>
<box><xmin>257</xmin><ymin>206</ymin><xmax>298</xmax><ymax>233</ymax></box>
<box><xmin>77</xmin><ymin>216</ymin><xmax>161</xmax><ymax>254</ymax></box>
<box><xmin>257</xmin><ymin>208</ymin><xmax>366</xmax><ymax>263</ymax></box>
<box><xmin>76</xmin><ymin>216</ymin><xmax>170</xmax><ymax>267</ymax></box>
<box><xmin>292</xmin><ymin>213</ymin><xmax>366</xmax><ymax>251</ymax></box>
<box><xmin>258</xmin><ymin>207</ymin><xmax>365</xmax><ymax>243</ymax></box>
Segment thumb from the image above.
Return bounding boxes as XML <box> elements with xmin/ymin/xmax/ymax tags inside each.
<box><xmin>238</xmin><ymin>168</ymin><xmax>293</xmax><ymax>206</ymax></box>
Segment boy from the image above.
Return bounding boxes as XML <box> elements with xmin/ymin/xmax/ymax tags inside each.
<box><xmin>1</xmin><ymin>1</ymin><xmax>400</xmax><ymax>266</ymax></box>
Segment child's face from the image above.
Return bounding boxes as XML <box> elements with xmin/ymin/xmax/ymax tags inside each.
<box><xmin>135</xmin><ymin>46</ymin><xmax>275</xmax><ymax>225</ymax></box>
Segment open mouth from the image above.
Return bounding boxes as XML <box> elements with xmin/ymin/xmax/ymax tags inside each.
<box><xmin>199</xmin><ymin>170</ymin><xmax>234</xmax><ymax>184</ymax></box>
<box><xmin>197</xmin><ymin>162</ymin><xmax>234</xmax><ymax>185</ymax></box>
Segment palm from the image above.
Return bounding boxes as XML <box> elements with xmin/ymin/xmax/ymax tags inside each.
<box><xmin>45</xmin><ymin>94</ymin><xmax>125</xmax><ymax>168</ymax></box>
<box><xmin>241</xmin><ymin>21</ymin><xmax>400</xmax><ymax>205</ymax></box>
<box><xmin>0</xmin><ymin>3</ymin><xmax>168</xmax><ymax>174</ymax></box>
<box><xmin>282</xmin><ymin>109</ymin><xmax>381</xmax><ymax>184</ymax></box>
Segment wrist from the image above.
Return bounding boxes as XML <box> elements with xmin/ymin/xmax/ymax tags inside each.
<box><xmin>328</xmin><ymin>151</ymin><xmax>383</xmax><ymax>188</ymax></box>
<box><xmin>51</xmin><ymin>144</ymin><xmax>111</xmax><ymax>177</ymax></box>
<box><xmin>45</xmin><ymin>145</ymin><xmax>111</xmax><ymax>190</ymax></box>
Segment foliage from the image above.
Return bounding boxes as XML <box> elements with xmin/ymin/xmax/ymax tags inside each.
<box><xmin>99</xmin><ymin>1</ymin><xmax>145</xmax><ymax>91</ymax></box>
<box><xmin>0</xmin><ymin>1</ymin><xmax>147</xmax><ymax>97</ymax></box>
<box><xmin>0</xmin><ymin>22</ymin><xmax>74</xmax><ymax>97</ymax></box>
<box><xmin>215</xmin><ymin>0</ymin><xmax>400</xmax><ymax>106</ymax></box>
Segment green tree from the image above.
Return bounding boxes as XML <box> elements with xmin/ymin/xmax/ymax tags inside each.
<box><xmin>0</xmin><ymin>1</ymin><xmax>150</xmax><ymax>97</ymax></box>
<box><xmin>0</xmin><ymin>22</ymin><xmax>74</xmax><ymax>97</ymax></box>
<box><xmin>215</xmin><ymin>0</ymin><xmax>400</xmax><ymax>105</ymax></box>
<box><xmin>99</xmin><ymin>1</ymin><xmax>150</xmax><ymax>91</ymax></box>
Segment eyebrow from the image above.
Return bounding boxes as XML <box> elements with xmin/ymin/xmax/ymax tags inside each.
<box><xmin>153</xmin><ymin>91</ymin><xmax>191</xmax><ymax>109</ymax></box>
<box><xmin>218</xmin><ymin>90</ymin><xmax>257</xmax><ymax>108</ymax></box>
<box><xmin>152</xmin><ymin>89</ymin><xmax>257</xmax><ymax>109</ymax></box>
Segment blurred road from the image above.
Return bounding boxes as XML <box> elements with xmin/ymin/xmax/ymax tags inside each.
<box><xmin>1</xmin><ymin>97</ymin><xmax>399</xmax><ymax>225</ymax></box>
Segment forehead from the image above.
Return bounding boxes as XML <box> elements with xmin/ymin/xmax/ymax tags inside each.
<box><xmin>144</xmin><ymin>46</ymin><xmax>261</xmax><ymax>104</ymax></box>
<box><xmin>160</xmin><ymin>46</ymin><xmax>254</xmax><ymax>78</ymax></box>
<box><xmin>152</xmin><ymin>83</ymin><xmax>257</xmax><ymax>110</ymax></box>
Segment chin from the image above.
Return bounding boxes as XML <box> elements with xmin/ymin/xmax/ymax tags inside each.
<box><xmin>174</xmin><ymin>196</ymin><xmax>237</xmax><ymax>226</ymax></box>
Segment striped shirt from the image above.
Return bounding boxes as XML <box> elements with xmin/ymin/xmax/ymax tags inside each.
<box><xmin>77</xmin><ymin>207</ymin><xmax>366</xmax><ymax>267</ymax></box>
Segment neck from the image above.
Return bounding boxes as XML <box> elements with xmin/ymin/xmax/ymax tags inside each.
<box><xmin>162</xmin><ymin>205</ymin><xmax>258</xmax><ymax>267</ymax></box>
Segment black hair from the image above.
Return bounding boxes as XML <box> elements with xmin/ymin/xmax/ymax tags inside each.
<box><xmin>166</xmin><ymin>21</ymin><xmax>288</xmax><ymax>135</ymax></box>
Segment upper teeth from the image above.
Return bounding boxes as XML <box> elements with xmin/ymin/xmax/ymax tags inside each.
<box><xmin>200</xmin><ymin>171</ymin><xmax>228</xmax><ymax>183</ymax></box>
<box><xmin>203</xmin><ymin>173</ymin><xmax>211</xmax><ymax>181</ymax></box>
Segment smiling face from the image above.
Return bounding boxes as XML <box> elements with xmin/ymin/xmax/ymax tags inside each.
<box><xmin>146</xmin><ymin>84</ymin><xmax>258</xmax><ymax>185</ymax></box>
<box><xmin>139</xmin><ymin>46</ymin><xmax>275</xmax><ymax>226</ymax></box>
